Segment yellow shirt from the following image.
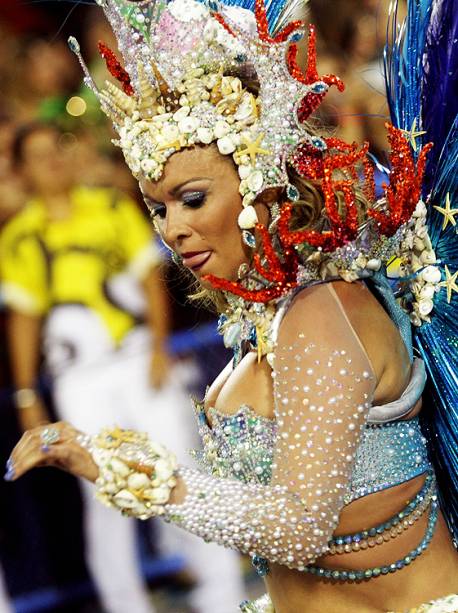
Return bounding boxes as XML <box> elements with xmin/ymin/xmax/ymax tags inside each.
<box><xmin>0</xmin><ymin>186</ymin><xmax>160</xmax><ymax>344</ymax></box>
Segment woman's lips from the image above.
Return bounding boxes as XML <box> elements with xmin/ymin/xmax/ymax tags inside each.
<box><xmin>181</xmin><ymin>251</ymin><xmax>212</xmax><ymax>271</ymax></box>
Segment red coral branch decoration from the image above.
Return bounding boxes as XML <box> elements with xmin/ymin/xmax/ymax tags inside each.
<box><xmin>203</xmin><ymin>213</ymin><xmax>299</xmax><ymax>303</ymax></box>
<box><xmin>98</xmin><ymin>41</ymin><xmax>134</xmax><ymax>96</ymax></box>
<box><xmin>367</xmin><ymin>124</ymin><xmax>433</xmax><ymax>236</ymax></box>
<box><xmin>254</xmin><ymin>0</ymin><xmax>304</xmax><ymax>44</ymax></box>
<box><xmin>211</xmin><ymin>12</ymin><xmax>237</xmax><ymax>37</ymax></box>
<box><xmin>286</xmin><ymin>26</ymin><xmax>344</xmax><ymax>122</ymax></box>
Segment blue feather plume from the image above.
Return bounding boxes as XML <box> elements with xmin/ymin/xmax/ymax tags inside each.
<box><xmin>385</xmin><ymin>0</ymin><xmax>458</xmax><ymax>545</ymax></box>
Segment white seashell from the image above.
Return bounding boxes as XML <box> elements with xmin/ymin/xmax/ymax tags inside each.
<box><xmin>366</xmin><ymin>258</ymin><xmax>382</xmax><ymax>271</ymax></box>
<box><xmin>420</xmin><ymin>285</ymin><xmax>435</xmax><ymax>299</ymax></box>
<box><xmin>145</xmin><ymin>486</ymin><xmax>170</xmax><ymax>504</ymax></box>
<box><xmin>238</xmin><ymin>205</ymin><xmax>258</xmax><ymax>229</ymax></box>
<box><xmin>223</xmin><ymin>322</ymin><xmax>241</xmax><ymax>348</ymax></box>
<box><xmin>140</xmin><ymin>159</ymin><xmax>157</xmax><ymax>174</ymax></box>
<box><xmin>242</xmin><ymin>193</ymin><xmax>255</xmax><ymax>206</ymax></box>
<box><xmin>239</xmin><ymin>179</ymin><xmax>249</xmax><ymax>196</ymax></box>
<box><xmin>130</xmin><ymin>144</ymin><xmax>142</xmax><ymax>160</ymax></box>
<box><xmin>217</xmin><ymin>136</ymin><xmax>236</xmax><ymax>155</ymax></box>
<box><xmin>234</xmin><ymin>93</ymin><xmax>255</xmax><ymax>121</ymax></box>
<box><xmin>421</xmin><ymin>265</ymin><xmax>441</xmax><ymax>284</ymax></box>
<box><xmin>178</xmin><ymin>116</ymin><xmax>200</xmax><ymax>134</ymax></box>
<box><xmin>418</xmin><ymin>297</ymin><xmax>434</xmax><ymax>316</ymax></box>
<box><xmin>266</xmin><ymin>352</ymin><xmax>276</xmax><ymax>368</ymax></box>
<box><xmin>113</xmin><ymin>489</ymin><xmax>138</xmax><ymax>509</ymax></box>
<box><xmin>423</xmin><ymin>233</ymin><xmax>432</xmax><ymax>250</ymax></box>
<box><xmin>197</xmin><ymin>127</ymin><xmax>214</xmax><ymax>144</ymax></box>
<box><xmin>109</xmin><ymin>458</ymin><xmax>130</xmax><ymax>477</ymax></box>
<box><xmin>413</xmin><ymin>237</ymin><xmax>425</xmax><ymax>251</ymax></box>
<box><xmin>127</xmin><ymin>472</ymin><xmax>151</xmax><ymax>490</ymax></box>
<box><xmin>214</xmin><ymin>120</ymin><xmax>230</xmax><ymax>138</ymax></box>
<box><xmin>238</xmin><ymin>165</ymin><xmax>251</xmax><ymax>180</ymax></box>
<box><xmin>246</xmin><ymin>170</ymin><xmax>264</xmax><ymax>193</ymax></box>
<box><xmin>411</xmin><ymin>254</ymin><xmax>423</xmax><ymax>272</ymax></box>
<box><xmin>415</xmin><ymin>225</ymin><xmax>428</xmax><ymax>239</ymax></box>
<box><xmin>173</xmin><ymin>106</ymin><xmax>190</xmax><ymax>122</ymax></box>
<box><xmin>162</xmin><ymin>124</ymin><xmax>180</xmax><ymax>141</ymax></box>
<box><xmin>103</xmin><ymin>482</ymin><xmax>118</xmax><ymax>495</ymax></box>
<box><xmin>420</xmin><ymin>250</ymin><xmax>437</xmax><ymax>265</ymax></box>
<box><xmin>413</xmin><ymin>200</ymin><xmax>427</xmax><ymax>218</ymax></box>
<box><xmin>155</xmin><ymin>459</ymin><xmax>174</xmax><ymax>481</ymax></box>
<box><xmin>409</xmin><ymin>312</ymin><xmax>422</xmax><ymax>327</ymax></box>
<box><xmin>220</xmin><ymin>77</ymin><xmax>233</xmax><ymax>97</ymax></box>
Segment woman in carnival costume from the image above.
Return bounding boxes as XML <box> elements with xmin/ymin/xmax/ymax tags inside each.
<box><xmin>6</xmin><ymin>0</ymin><xmax>458</xmax><ymax>610</ymax></box>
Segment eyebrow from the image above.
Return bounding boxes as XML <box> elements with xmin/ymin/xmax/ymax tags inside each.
<box><xmin>141</xmin><ymin>177</ymin><xmax>212</xmax><ymax>201</ymax></box>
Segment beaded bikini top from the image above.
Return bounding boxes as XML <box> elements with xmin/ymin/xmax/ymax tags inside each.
<box><xmin>192</xmin><ymin>358</ymin><xmax>431</xmax><ymax>504</ymax></box>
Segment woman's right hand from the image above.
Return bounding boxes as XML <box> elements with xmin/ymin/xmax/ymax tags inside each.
<box><xmin>5</xmin><ymin>421</ymin><xmax>99</xmax><ymax>483</ymax></box>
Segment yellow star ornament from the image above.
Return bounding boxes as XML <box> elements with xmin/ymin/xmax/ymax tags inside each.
<box><xmin>235</xmin><ymin>133</ymin><xmax>271</xmax><ymax>165</ymax></box>
<box><xmin>400</xmin><ymin>118</ymin><xmax>427</xmax><ymax>152</ymax></box>
<box><xmin>433</xmin><ymin>193</ymin><xmax>458</xmax><ymax>231</ymax></box>
<box><xmin>438</xmin><ymin>265</ymin><xmax>458</xmax><ymax>304</ymax></box>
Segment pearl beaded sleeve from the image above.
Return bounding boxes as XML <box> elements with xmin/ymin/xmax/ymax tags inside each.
<box><xmin>164</xmin><ymin>285</ymin><xmax>375</xmax><ymax>568</ymax></box>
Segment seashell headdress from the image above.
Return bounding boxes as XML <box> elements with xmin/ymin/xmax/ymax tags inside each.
<box><xmin>69</xmin><ymin>0</ymin><xmax>434</xmax><ymax>323</ymax></box>
<box><xmin>68</xmin><ymin>0</ymin><xmax>344</xmax><ymax>217</ymax></box>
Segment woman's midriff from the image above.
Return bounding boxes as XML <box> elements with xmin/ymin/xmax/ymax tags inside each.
<box><xmin>266</xmin><ymin>510</ymin><xmax>458</xmax><ymax>613</ymax></box>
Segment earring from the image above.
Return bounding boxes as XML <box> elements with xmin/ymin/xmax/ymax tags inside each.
<box><xmin>237</xmin><ymin>262</ymin><xmax>250</xmax><ymax>279</ymax></box>
<box><xmin>171</xmin><ymin>251</ymin><xmax>182</xmax><ymax>265</ymax></box>
<box><xmin>268</xmin><ymin>201</ymin><xmax>281</xmax><ymax>233</ymax></box>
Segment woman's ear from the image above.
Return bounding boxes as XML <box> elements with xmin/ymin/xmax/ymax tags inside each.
<box><xmin>253</xmin><ymin>187</ymin><xmax>283</xmax><ymax>226</ymax></box>
<box><xmin>256</xmin><ymin>186</ymin><xmax>283</xmax><ymax>207</ymax></box>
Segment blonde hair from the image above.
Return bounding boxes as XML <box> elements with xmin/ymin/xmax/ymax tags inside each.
<box><xmin>183</xmin><ymin>154</ymin><xmax>369</xmax><ymax>313</ymax></box>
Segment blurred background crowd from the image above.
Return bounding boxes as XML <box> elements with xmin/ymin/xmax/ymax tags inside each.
<box><xmin>0</xmin><ymin>1</ymin><xmax>400</xmax><ymax>611</ymax></box>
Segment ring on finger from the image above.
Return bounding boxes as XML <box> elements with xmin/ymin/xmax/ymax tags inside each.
<box><xmin>40</xmin><ymin>427</ymin><xmax>60</xmax><ymax>452</ymax></box>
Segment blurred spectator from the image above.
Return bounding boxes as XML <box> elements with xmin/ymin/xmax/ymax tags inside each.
<box><xmin>0</xmin><ymin>115</ymin><xmax>26</xmax><ymax>228</ymax></box>
<box><xmin>0</xmin><ymin>122</ymin><xmax>245</xmax><ymax>613</ymax></box>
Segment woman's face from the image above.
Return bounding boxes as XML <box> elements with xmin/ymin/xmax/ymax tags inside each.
<box><xmin>140</xmin><ymin>145</ymin><xmax>265</xmax><ymax>286</ymax></box>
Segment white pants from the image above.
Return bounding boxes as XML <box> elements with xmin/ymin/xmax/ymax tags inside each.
<box><xmin>53</xmin><ymin>348</ymin><xmax>245</xmax><ymax>613</ymax></box>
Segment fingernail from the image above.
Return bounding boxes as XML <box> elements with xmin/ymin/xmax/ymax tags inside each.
<box><xmin>4</xmin><ymin>468</ymin><xmax>15</xmax><ymax>481</ymax></box>
<box><xmin>6</xmin><ymin>458</ymin><xmax>13</xmax><ymax>469</ymax></box>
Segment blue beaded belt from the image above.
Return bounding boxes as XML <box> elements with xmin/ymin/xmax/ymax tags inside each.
<box><xmin>251</xmin><ymin>471</ymin><xmax>438</xmax><ymax>582</ymax></box>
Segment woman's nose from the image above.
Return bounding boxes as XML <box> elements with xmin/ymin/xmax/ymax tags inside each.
<box><xmin>162</xmin><ymin>206</ymin><xmax>191</xmax><ymax>246</ymax></box>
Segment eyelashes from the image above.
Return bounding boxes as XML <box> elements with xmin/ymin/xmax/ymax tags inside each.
<box><xmin>145</xmin><ymin>191</ymin><xmax>207</xmax><ymax>221</ymax></box>
<box><xmin>181</xmin><ymin>191</ymin><xmax>206</xmax><ymax>208</ymax></box>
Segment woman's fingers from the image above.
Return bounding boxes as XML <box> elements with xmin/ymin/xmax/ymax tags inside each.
<box><xmin>5</xmin><ymin>422</ymin><xmax>99</xmax><ymax>483</ymax></box>
<box><xmin>6</xmin><ymin>423</ymin><xmax>65</xmax><ymax>480</ymax></box>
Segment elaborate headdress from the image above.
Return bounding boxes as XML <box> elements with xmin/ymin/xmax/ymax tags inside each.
<box><xmin>69</xmin><ymin>0</ymin><xmax>432</xmax><ymax>309</ymax></box>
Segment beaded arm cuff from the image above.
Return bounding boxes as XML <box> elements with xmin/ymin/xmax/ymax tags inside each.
<box><xmin>164</xmin><ymin>287</ymin><xmax>376</xmax><ymax>569</ymax></box>
<box><xmin>86</xmin><ymin>427</ymin><xmax>178</xmax><ymax>519</ymax></box>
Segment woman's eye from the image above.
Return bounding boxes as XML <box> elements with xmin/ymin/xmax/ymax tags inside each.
<box><xmin>147</xmin><ymin>203</ymin><xmax>166</xmax><ymax>219</ymax></box>
<box><xmin>182</xmin><ymin>192</ymin><xmax>206</xmax><ymax>208</ymax></box>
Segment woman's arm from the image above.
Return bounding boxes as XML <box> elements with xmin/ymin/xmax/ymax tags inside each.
<box><xmin>7</xmin><ymin>284</ymin><xmax>375</xmax><ymax>569</ymax></box>
<box><xmin>162</xmin><ymin>284</ymin><xmax>375</xmax><ymax>568</ymax></box>
<box><xmin>7</xmin><ymin>310</ymin><xmax>49</xmax><ymax>432</ymax></box>
<box><xmin>141</xmin><ymin>264</ymin><xmax>173</xmax><ymax>389</ymax></box>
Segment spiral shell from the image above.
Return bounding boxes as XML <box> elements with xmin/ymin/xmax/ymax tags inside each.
<box><xmin>102</xmin><ymin>81</ymin><xmax>136</xmax><ymax>116</ymax></box>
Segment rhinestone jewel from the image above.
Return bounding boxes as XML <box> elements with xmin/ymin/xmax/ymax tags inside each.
<box><xmin>242</xmin><ymin>230</ymin><xmax>257</xmax><ymax>248</ymax></box>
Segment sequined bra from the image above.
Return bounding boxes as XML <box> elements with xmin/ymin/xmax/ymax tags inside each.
<box><xmin>192</xmin><ymin>361</ymin><xmax>431</xmax><ymax>504</ymax></box>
